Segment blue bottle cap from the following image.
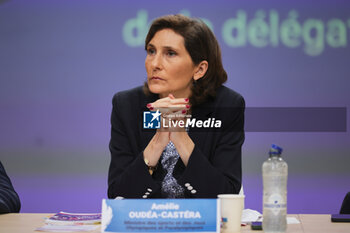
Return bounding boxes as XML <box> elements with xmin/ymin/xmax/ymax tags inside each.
<box><xmin>269</xmin><ymin>144</ymin><xmax>283</xmax><ymax>155</ymax></box>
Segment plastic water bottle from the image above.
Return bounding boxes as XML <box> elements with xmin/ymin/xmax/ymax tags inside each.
<box><xmin>262</xmin><ymin>144</ymin><xmax>288</xmax><ymax>233</ymax></box>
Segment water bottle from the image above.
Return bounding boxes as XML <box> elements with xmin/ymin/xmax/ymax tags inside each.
<box><xmin>262</xmin><ymin>144</ymin><xmax>288</xmax><ymax>233</ymax></box>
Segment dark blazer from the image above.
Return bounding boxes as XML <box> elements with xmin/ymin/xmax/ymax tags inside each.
<box><xmin>0</xmin><ymin>161</ymin><xmax>21</xmax><ymax>214</ymax></box>
<box><xmin>108</xmin><ymin>85</ymin><xmax>245</xmax><ymax>199</ymax></box>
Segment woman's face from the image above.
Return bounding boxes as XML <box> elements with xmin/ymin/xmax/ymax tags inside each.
<box><xmin>145</xmin><ymin>29</ymin><xmax>198</xmax><ymax>98</ymax></box>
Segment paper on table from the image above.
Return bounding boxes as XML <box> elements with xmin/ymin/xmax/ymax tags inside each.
<box><xmin>241</xmin><ymin>209</ymin><xmax>262</xmax><ymax>224</ymax></box>
<box><xmin>35</xmin><ymin>225</ymin><xmax>98</xmax><ymax>232</ymax></box>
<box><xmin>241</xmin><ymin>209</ymin><xmax>301</xmax><ymax>225</ymax></box>
<box><xmin>287</xmin><ymin>217</ymin><xmax>300</xmax><ymax>224</ymax></box>
<box><xmin>45</xmin><ymin>212</ymin><xmax>101</xmax><ymax>225</ymax></box>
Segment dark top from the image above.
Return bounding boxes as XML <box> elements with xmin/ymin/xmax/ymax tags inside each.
<box><xmin>0</xmin><ymin>161</ymin><xmax>21</xmax><ymax>213</ymax></box>
<box><xmin>108</xmin><ymin>85</ymin><xmax>245</xmax><ymax>199</ymax></box>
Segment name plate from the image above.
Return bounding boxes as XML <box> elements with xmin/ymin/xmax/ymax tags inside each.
<box><xmin>102</xmin><ymin>199</ymin><xmax>219</xmax><ymax>233</ymax></box>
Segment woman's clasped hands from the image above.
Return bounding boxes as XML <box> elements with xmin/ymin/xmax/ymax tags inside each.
<box><xmin>147</xmin><ymin>94</ymin><xmax>190</xmax><ymax>132</ymax></box>
<box><xmin>143</xmin><ymin>94</ymin><xmax>194</xmax><ymax>168</ymax></box>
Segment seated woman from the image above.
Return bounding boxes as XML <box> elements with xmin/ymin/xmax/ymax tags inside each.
<box><xmin>108</xmin><ymin>14</ymin><xmax>245</xmax><ymax>199</ymax></box>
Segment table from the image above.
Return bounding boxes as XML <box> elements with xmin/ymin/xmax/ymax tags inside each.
<box><xmin>0</xmin><ymin>214</ymin><xmax>349</xmax><ymax>233</ymax></box>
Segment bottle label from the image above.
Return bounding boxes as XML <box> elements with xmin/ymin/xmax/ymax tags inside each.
<box><xmin>264</xmin><ymin>193</ymin><xmax>286</xmax><ymax>215</ymax></box>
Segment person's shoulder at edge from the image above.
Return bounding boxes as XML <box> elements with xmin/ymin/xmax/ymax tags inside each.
<box><xmin>214</xmin><ymin>85</ymin><xmax>245</xmax><ymax>107</ymax></box>
<box><xmin>0</xmin><ymin>161</ymin><xmax>21</xmax><ymax>213</ymax></box>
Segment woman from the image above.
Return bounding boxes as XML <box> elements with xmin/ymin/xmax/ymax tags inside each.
<box><xmin>108</xmin><ymin>15</ymin><xmax>244</xmax><ymax>199</ymax></box>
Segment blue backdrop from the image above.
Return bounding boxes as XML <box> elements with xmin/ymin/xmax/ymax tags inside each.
<box><xmin>0</xmin><ymin>0</ymin><xmax>349</xmax><ymax>214</ymax></box>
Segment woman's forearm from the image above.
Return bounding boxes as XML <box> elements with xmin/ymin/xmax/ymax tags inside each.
<box><xmin>143</xmin><ymin>131</ymin><xmax>170</xmax><ymax>167</ymax></box>
<box><xmin>170</xmin><ymin>131</ymin><xmax>194</xmax><ymax>166</ymax></box>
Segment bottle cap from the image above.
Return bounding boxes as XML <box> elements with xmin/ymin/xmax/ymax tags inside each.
<box><xmin>269</xmin><ymin>144</ymin><xmax>283</xmax><ymax>155</ymax></box>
